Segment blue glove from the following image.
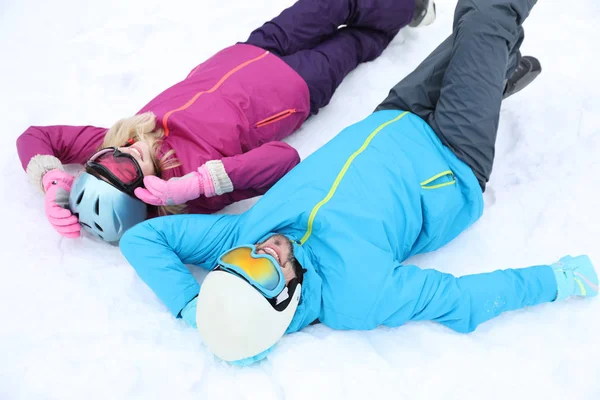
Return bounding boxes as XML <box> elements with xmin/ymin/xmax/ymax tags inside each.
<box><xmin>228</xmin><ymin>345</ymin><xmax>275</xmax><ymax>366</ymax></box>
<box><xmin>551</xmin><ymin>255</ymin><xmax>598</xmax><ymax>300</ymax></box>
<box><xmin>180</xmin><ymin>297</ymin><xmax>198</xmax><ymax>329</ymax></box>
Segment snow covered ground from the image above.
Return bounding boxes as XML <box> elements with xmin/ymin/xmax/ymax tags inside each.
<box><xmin>1</xmin><ymin>0</ymin><xmax>599</xmax><ymax>399</ymax></box>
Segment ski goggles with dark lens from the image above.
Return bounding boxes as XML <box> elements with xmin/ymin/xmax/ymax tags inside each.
<box><xmin>215</xmin><ymin>245</ymin><xmax>286</xmax><ymax>300</ymax></box>
<box><xmin>85</xmin><ymin>147</ymin><xmax>144</xmax><ymax>196</ymax></box>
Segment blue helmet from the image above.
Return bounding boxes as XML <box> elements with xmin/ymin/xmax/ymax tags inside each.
<box><xmin>68</xmin><ymin>172</ymin><xmax>148</xmax><ymax>243</ymax></box>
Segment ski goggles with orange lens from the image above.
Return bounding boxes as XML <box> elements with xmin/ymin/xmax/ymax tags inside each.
<box><xmin>215</xmin><ymin>245</ymin><xmax>285</xmax><ymax>299</ymax></box>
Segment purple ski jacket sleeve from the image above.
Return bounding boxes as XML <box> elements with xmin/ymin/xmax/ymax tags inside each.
<box><xmin>221</xmin><ymin>141</ymin><xmax>300</xmax><ymax>191</ymax></box>
<box><xmin>16</xmin><ymin>125</ymin><xmax>107</xmax><ymax>170</ymax></box>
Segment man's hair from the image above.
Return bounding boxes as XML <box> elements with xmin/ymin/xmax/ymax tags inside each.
<box><xmin>290</xmin><ymin>257</ymin><xmax>306</xmax><ymax>284</ymax></box>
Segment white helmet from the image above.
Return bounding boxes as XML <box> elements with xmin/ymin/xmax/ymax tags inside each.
<box><xmin>196</xmin><ymin>270</ymin><xmax>301</xmax><ymax>362</ymax></box>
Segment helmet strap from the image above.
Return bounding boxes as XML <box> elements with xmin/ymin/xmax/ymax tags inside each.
<box><xmin>274</xmin><ymin>286</ymin><xmax>289</xmax><ymax>306</ymax></box>
<box><xmin>272</xmin><ymin>278</ymin><xmax>301</xmax><ymax>312</ymax></box>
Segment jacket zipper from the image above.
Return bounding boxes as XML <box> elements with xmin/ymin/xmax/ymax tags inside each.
<box><xmin>255</xmin><ymin>109</ymin><xmax>297</xmax><ymax>128</ymax></box>
<box><xmin>162</xmin><ymin>51</ymin><xmax>270</xmax><ymax>137</ymax></box>
<box><xmin>298</xmin><ymin>111</ymin><xmax>410</xmax><ymax>245</ymax></box>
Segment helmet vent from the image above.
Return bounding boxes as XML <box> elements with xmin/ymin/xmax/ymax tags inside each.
<box><xmin>94</xmin><ymin>223</ymin><xmax>104</xmax><ymax>232</ymax></box>
<box><xmin>112</xmin><ymin>210</ymin><xmax>122</xmax><ymax>233</ymax></box>
<box><xmin>94</xmin><ymin>198</ymin><xmax>100</xmax><ymax>215</ymax></box>
<box><xmin>76</xmin><ymin>191</ymin><xmax>84</xmax><ymax>205</ymax></box>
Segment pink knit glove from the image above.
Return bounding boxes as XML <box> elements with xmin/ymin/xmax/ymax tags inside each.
<box><xmin>134</xmin><ymin>165</ymin><xmax>216</xmax><ymax>206</ymax></box>
<box><xmin>42</xmin><ymin>169</ymin><xmax>81</xmax><ymax>238</ymax></box>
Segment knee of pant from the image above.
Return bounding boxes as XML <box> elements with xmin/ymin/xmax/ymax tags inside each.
<box><xmin>457</xmin><ymin>3</ymin><xmax>520</xmax><ymax>34</ymax></box>
<box><xmin>456</xmin><ymin>14</ymin><xmax>514</xmax><ymax>44</ymax></box>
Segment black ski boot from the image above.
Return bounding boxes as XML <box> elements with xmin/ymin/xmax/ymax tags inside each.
<box><xmin>409</xmin><ymin>0</ymin><xmax>437</xmax><ymax>28</ymax></box>
<box><xmin>503</xmin><ymin>56</ymin><xmax>542</xmax><ymax>99</ymax></box>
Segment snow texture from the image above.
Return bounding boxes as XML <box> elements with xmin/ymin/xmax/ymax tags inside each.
<box><xmin>1</xmin><ymin>0</ymin><xmax>599</xmax><ymax>399</ymax></box>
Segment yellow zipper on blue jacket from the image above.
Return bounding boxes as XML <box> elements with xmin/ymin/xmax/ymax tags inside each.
<box><xmin>298</xmin><ymin>112</ymin><xmax>458</xmax><ymax>246</ymax></box>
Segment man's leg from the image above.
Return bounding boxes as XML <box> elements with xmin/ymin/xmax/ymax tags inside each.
<box><xmin>282</xmin><ymin>27</ymin><xmax>394</xmax><ymax>114</ymax></box>
<box><xmin>379</xmin><ymin>255</ymin><xmax>597</xmax><ymax>333</ymax></box>
<box><xmin>377</xmin><ymin>0</ymin><xmax>539</xmax><ymax>191</ymax></box>
<box><xmin>376</xmin><ymin>27</ymin><xmax>523</xmax><ymax>130</ymax></box>
<box><xmin>376</xmin><ymin>35</ymin><xmax>456</xmax><ymax>120</ymax></box>
<box><xmin>244</xmin><ymin>0</ymin><xmax>416</xmax><ymax>57</ymax></box>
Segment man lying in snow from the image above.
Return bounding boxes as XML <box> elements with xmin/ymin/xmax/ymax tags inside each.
<box><xmin>120</xmin><ymin>0</ymin><xmax>598</xmax><ymax>366</ymax></box>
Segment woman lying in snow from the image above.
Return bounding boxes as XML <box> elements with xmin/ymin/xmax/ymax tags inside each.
<box><xmin>16</xmin><ymin>0</ymin><xmax>435</xmax><ymax>242</ymax></box>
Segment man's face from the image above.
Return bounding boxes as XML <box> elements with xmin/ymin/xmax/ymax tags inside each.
<box><xmin>255</xmin><ymin>234</ymin><xmax>300</xmax><ymax>284</ymax></box>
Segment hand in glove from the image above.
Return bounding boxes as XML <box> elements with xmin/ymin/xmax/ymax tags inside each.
<box><xmin>180</xmin><ymin>297</ymin><xmax>198</xmax><ymax>329</ymax></box>
<box><xmin>134</xmin><ymin>165</ymin><xmax>216</xmax><ymax>206</ymax></box>
<box><xmin>42</xmin><ymin>169</ymin><xmax>80</xmax><ymax>238</ymax></box>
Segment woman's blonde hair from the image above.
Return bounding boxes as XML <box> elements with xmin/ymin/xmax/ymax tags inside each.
<box><xmin>101</xmin><ymin>111</ymin><xmax>185</xmax><ymax>215</ymax></box>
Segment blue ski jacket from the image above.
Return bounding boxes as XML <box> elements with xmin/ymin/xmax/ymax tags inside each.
<box><xmin>120</xmin><ymin>110</ymin><xmax>502</xmax><ymax>334</ymax></box>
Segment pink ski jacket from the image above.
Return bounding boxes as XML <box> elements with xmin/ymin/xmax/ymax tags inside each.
<box><xmin>17</xmin><ymin>44</ymin><xmax>310</xmax><ymax>213</ymax></box>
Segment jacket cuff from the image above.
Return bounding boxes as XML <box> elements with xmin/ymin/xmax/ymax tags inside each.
<box><xmin>204</xmin><ymin>160</ymin><xmax>234</xmax><ymax>195</ymax></box>
<box><xmin>26</xmin><ymin>155</ymin><xmax>64</xmax><ymax>193</ymax></box>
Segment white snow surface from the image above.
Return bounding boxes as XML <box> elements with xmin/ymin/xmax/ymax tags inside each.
<box><xmin>1</xmin><ymin>0</ymin><xmax>599</xmax><ymax>399</ymax></box>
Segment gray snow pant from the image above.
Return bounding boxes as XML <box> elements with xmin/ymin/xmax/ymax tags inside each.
<box><xmin>376</xmin><ymin>0</ymin><xmax>537</xmax><ymax>191</ymax></box>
